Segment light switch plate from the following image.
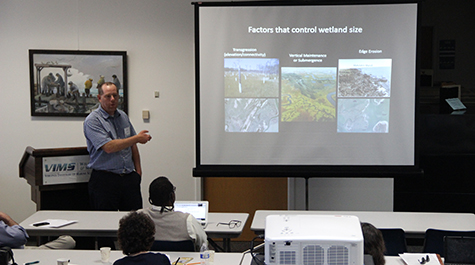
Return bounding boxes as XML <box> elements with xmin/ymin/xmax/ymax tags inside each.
<box><xmin>142</xmin><ymin>110</ymin><xmax>150</xmax><ymax>119</ymax></box>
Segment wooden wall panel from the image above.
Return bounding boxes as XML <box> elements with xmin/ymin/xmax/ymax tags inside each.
<box><xmin>203</xmin><ymin>177</ymin><xmax>288</xmax><ymax>241</ymax></box>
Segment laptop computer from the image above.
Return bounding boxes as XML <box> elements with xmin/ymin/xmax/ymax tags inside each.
<box><xmin>174</xmin><ymin>201</ymin><xmax>209</xmax><ymax>228</ymax></box>
<box><xmin>444</xmin><ymin>236</ymin><xmax>475</xmax><ymax>265</ymax></box>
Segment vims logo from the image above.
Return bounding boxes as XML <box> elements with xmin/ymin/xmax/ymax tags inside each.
<box><xmin>45</xmin><ymin>163</ymin><xmax>76</xmax><ymax>172</ymax></box>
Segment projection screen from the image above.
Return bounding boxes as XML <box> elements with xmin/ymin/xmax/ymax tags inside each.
<box><xmin>193</xmin><ymin>1</ymin><xmax>421</xmax><ymax>177</ymax></box>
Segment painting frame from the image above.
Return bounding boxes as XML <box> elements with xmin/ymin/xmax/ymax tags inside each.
<box><xmin>29</xmin><ymin>49</ymin><xmax>128</xmax><ymax>117</ymax></box>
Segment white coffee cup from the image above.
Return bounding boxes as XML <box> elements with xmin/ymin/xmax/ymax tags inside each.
<box><xmin>57</xmin><ymin>258</ymin><xmax>69</xmax><ymax>265</ymax></box>
<box><xmin>100</xmin><ymin>247</ymin><xmax>111</xmax><ymax>262</ymax></box>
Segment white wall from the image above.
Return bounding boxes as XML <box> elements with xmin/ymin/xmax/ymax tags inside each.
<box><xmin>0</xmin><ymin>0</ymin><xmax>199</xmax><ymax>222</ymax></box>
<box><xmin>0</xmin><ymin>0</ymin><xmax>394</xmax><ymax>224</ymax></box>
<box><xmin>289</xmin><ymin>178</ymin><xmax>393</xmax><ymax>211</ymax></box>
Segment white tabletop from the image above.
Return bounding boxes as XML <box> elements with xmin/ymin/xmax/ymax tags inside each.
<box><xmin>20</xmin><ymin>210</ymin><xmax>248</xmax><ymax>239</ymax></box>
<box><xmin>10</xmin><ymin>248</ymin><xmax>427</xmax><ymax>265</ymax></box>
<box><xmin>12</xmin><ymin>249</ymin><xmax>252</xmax><ymax>265</ymax></box>
<box><xmin>251</xmin><ymin>210</ymin><xmax>475</xmax><ymax>236</ymax></box>
<box><xmin>386</xmin><ymin>256</ymin><xmax>411</xmax><ymax>265</ymax></box>
<box><xmin>205</xmin><ymin>212</ymin><xmax>249</xmax><ymax>238</ymax></box>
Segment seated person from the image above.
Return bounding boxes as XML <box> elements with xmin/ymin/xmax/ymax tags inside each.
<box><xmin>35</xmin><ymin>235</ymin><xmax>76</xmax><ymax>250</ymax></box>
<box><xmin>361</xmin><ymin>222</ymin><xmax>386</xmax><ymax>265</ymax></box>
<box><xmin>0</xmin><ymin>211</ymin><xmax>75</xmax><ymax>249</ymax></box>
<box><xmin>0</xmin><ymin>211</ymin><xmax>28</xmax><ymax>248</ymax></box>
<box><xmin>140</xmin><ymin>176</ymin><xmax>207</xmax><ymax>251</ymax></box>
<box><xmin>114</xmin><ymin>211</ymin><xmax>170</xmax><ymax>265</ymax></box>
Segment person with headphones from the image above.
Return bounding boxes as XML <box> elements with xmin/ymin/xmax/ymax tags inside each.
<box><xmin>139</xmin><ymin>176</ymin><xmax>207</xmax><ymax>252</ymax></box>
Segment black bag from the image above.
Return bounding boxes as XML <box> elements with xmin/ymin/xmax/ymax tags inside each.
<box><xmin>0</xmin><ymin>246</ymin><xmax>16</xmax><ymax>265</ymax></box>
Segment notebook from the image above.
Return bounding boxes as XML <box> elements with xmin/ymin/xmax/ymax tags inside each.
<box><xmin>174</xmin><ymin>201</ymin><xmax>209</xmax><ymax>227</ymax></box>
<box><xmin>444</xmin><ymin>236</ymin><xmax>475</xmax><ymax>265</ymax></box>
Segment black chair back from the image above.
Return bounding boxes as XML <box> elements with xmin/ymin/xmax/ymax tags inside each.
<box><xmin>151</xmin><ymin>240</ymin><xmax>195</xmax><ymax>252</ymax></box>
<box><xmin>379</xmin><ymin>228</ymin><xmax>407</xmax><ymax>256</ymax></box>
<box><xmin>445</xmin><ymin>236</ymin><xmax>475</xmax><ymax>263</ymax></box>
<box><xmin>423</xmin><ymin>229</ymin><xmax>475</xmax><ymax>257</ymax></box>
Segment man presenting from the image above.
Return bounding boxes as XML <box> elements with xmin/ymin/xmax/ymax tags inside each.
<box><xmin>84</xmin><ymin>82</ymin><xmax>152</xmax><ymax>211</ymax></box>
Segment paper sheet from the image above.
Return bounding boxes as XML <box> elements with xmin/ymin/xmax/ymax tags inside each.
<box><xmin>446</xmin><ymin>98</ymin><xmax>466</xmax><ymax>111</ymax></box>
<box><xmin>399</xmin><ymin>253</ymin><xmax>442</xmax><ymax>265</ymax></box>
<box><xmin>30</xmin><ymin>219</ymin><xmax>77</xmax><ymax>228</ymax></box>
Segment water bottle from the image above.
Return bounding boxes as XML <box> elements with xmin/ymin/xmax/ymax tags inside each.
<box><xmin>200</xmin><ymin>242</ymin><xmax>210</xmax><ymax>265</ymax></box>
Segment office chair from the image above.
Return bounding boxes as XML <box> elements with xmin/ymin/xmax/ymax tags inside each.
<box><xmin>379</xmin><ymin>228</ymin><xmax>408</xmax><ymax>256</ymax></box>
<box><xmin>150</xmin><ymin>240</ymin><xmax>195</xmax><ymax>252</ymax></box>
<box><xmin>444</xmin><ymin>236</ymin><xmax>475</xmax><ymax>264</ymax></box>
<box><xmin>423</xmin><ymin>229</ymin><xmax>475</xmax><ymax>257</ymax></box>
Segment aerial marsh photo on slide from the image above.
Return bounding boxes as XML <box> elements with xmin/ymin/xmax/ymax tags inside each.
<box><xmin>338</xmin><ymin>59</ymin><xmax>392</xmax><ymax>97</ymax></box>
<box><xmin>225</xmin><ymin>98</ymin><xmax>279</xmax><ymax>133</ymax></box>
<box><xmin>337</xmin><ymin>98</ymin><xmax>390</xmax><ymax>133</ymax></box>
<box><xmin>281</xmin><ymin>67</ymin><xmax>336</xmax><ymax>122</ymax></box>
<box><xmin>224</xmin><ymin>58</ymin><xmax>279</xmax><ymax>98</ymax></box>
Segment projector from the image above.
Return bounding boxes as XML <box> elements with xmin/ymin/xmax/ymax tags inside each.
<box><xmin>264</xmin><ymin>214</ymin><xmax>364</xmax><ymax>265</ymax></box>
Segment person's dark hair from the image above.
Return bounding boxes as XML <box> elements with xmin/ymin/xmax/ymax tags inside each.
<box><xmin>117</xmin><ymin>211</ymin><xmax>155</xmax><ymax>255</ymax></box>
<box><xmin>149</xmin><ymin>176</ymin><xmax>175</xmax><ymax>213</ymax></box>
<box><xmin>98</xmin><ymin>82</ymin><xmax>117</xmax><ymax>95</ymax></box>
<box><xmin>361</xmin><ymin>222</ymin><xmax>386</xmax><ymax>265</ymax></box>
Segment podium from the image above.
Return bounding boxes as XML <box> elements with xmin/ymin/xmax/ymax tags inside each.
<box><xmin>19</xmin><ymin>146</ymin><xmax>92</xmax><ymax>211</ymax></box>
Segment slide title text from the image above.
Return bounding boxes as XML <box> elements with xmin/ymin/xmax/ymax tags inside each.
<box><xmin>248</xmin><ymin>25</ymin><xmax>363</xmax><ymax>34</ymax></box>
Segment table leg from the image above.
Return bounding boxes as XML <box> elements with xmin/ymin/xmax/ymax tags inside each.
<box><xmin>223</xmin><ymin>238</ymin><xmax>231</xmax><ymax>252</ymax></box>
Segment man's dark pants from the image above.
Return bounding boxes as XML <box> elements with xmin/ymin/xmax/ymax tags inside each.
<box><xmin>88</xmin><ymin>169</ymin><xmax>143</xmax><ymax>249</ymax></box>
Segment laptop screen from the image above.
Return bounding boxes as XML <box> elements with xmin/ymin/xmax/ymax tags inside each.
<box><xmin>174</xmin><ymin>201</ymin><xmax>209</xmax><ymax>225</ymax></box>
<box><xmin>445</xmin><ymin>236</ymin><xmax>475</xmax><ymax>264</ymax></box>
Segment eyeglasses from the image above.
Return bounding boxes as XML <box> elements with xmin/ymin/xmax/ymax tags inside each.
<box><xmin>217</xmin><ymin>220</ymin><xmax>241</xmax><ymax>229</ymax></box>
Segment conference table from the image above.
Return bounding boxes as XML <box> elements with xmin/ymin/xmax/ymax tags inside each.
<box><xmin>20</xmin><ymin>210</ymin><xmax>249</xmax><ymax>252</ymax></box>
<box><xmin>13</xmin><ymin>248</ymin><xmax>253</xmax><ymax>265</ymax></box>
<box><xmin>10</xmin><ymin>249</ymin><xmax>419</xmax><ymax>265</ymax></box>
<box><xmin>251</xmin><ymin>210</ymin><xmax>475</xmax><ymax>238</ymax></box>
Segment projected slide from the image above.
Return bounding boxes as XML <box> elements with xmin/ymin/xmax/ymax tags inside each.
<box><xmin>196</xmin><ymin>2</ymin><xmax>418</xmax><ymax>170</ymax></box>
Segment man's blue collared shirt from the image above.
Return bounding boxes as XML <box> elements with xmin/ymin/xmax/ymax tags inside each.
<box><xmin>83</xmin><ymin>105</ymin><xmax>137</xmax><ymax>174</ymax></box>
<box><xmin>0</xmin><ymin>221</ymin><xmax>28</xmax><ymax>248</ymax></box>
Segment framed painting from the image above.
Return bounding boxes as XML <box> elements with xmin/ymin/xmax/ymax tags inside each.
<box><xmin>29</xmin><ymin>49</ymin><xmax>127</xmax><ymax>117</ymax></box>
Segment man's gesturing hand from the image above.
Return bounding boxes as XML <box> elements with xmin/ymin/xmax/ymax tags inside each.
<box><xmin>137</xmin><ymin>130</ymin><xmax>152</xmax><ymax>144</ymax></box>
